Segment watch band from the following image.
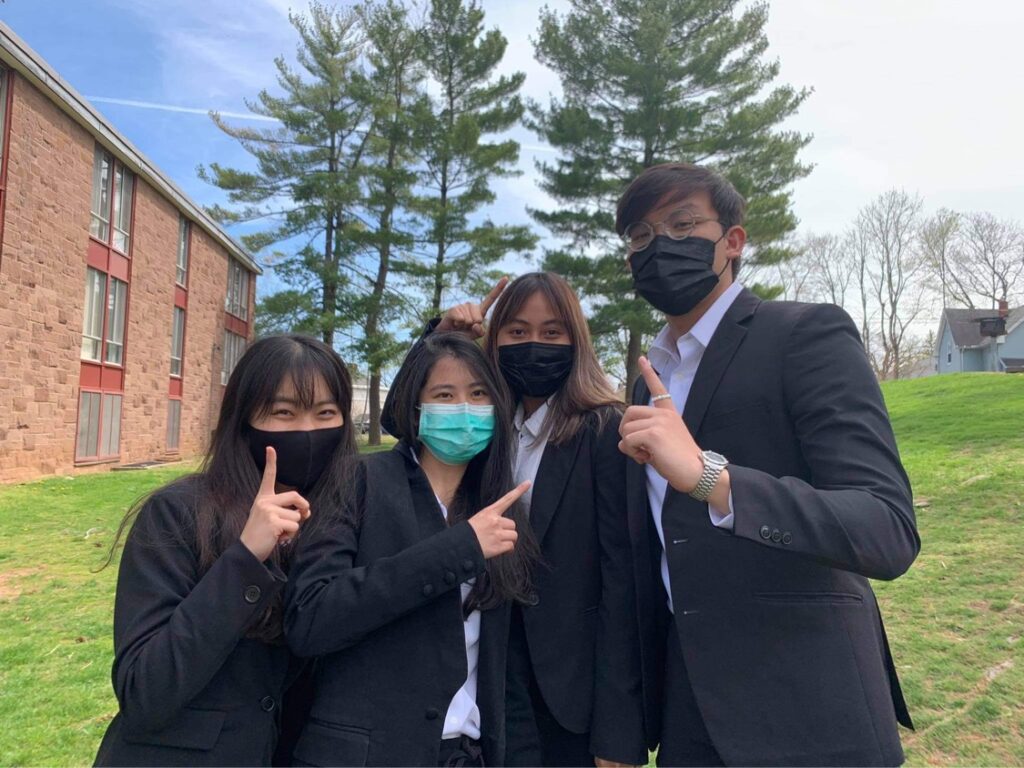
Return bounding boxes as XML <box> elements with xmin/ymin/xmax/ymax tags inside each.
<box><xmin>690</xmin><ymin>452</ymin><xmax>727</xmax><ymax>501</ymax></box>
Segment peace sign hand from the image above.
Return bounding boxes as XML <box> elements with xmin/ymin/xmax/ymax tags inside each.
<box><xmin>240</xmin><ymin>447</ymin><xmax>312</xmax><ymax>562</ymax></box>
<box><xmin>436</xmin><ymin>277</ymin><xmax>509</xmax><ymax>339</ymax></box>
<box><xmin>468</xmin><ymin>480</ymin><xmax>530</xmax><ymax>558</ymax></box>
<box><xmin>618</xmin><ymin>356</ymin><xmax>704</xmax><ymax>494</ymax></box>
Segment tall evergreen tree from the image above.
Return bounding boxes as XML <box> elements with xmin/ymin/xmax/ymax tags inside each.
<box><xmin>530</xmin><ymin>0</ymin><xmax>812</xmax><ymax>392</ymax></box>
<box><xmin>199</xmin><ymin>2</ymin><xmax>369</xmax><ymax>348</ymax></box>
<box><xmin>405</xmin><ymin>0</ymin><xmax>536</xmax><ymax>318</ymax></box>
<box><xmin>351</xmin><ymin>0</ymin><xmax>425</xmax><ymax>443</ymax></box>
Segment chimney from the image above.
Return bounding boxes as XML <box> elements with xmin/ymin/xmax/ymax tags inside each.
<box><xmin>998</xmin><ymin>299</ymin><xmax>1009</xmax><ymax>318</ymax></box>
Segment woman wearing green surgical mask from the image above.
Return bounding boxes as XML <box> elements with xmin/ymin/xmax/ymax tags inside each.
<box><xmin>284</xmin><ymin>333</ymin><xmax>538</xmax><ymax>767</ymax></box>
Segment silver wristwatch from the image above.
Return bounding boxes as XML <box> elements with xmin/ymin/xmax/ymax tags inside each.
<box><xmin>689</xmin><ymin>450</ymin><xmax>729</xmax><ymax>501</ymax></box>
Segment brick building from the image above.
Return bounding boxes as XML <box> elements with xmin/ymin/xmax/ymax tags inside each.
<box><xmin>0</xmin><ymin>23</ymin><xmax>260</xmax><ymax>483</ymax></box>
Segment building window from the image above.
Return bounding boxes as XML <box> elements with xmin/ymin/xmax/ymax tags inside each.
<box><xmin>176</xmin><ymin>216</ymin><xmax>190</xmax><ymax>286</ymax></box>
<box><xmin>76</xmin><ymin>391</ymin><xmax>122</xmax><ymax>460</ymax></box>
<box><xmin>80</xmin><ymin>268</ymin><xmax>105</xmax><ymax>361</ymax></box>
<box><xmin>90</xmin><ymin>148</ymin><xmax>112</xmax><ymax>242</ymax></box>
<box><xmin>167</xmin><ymin>399</ymin><xmax>182</xmax><ymax>451</ymax></box>
<box><xmin>222</xmin><ymin>330</ymin><xmax>246</xmax><ymax>385</ymax></box>
<box><xmin>105</xmin><ymin>278</ymin><xmax>127</xmax><ymax>365</ymax></box>
<box><xmin>170</xmin><ymin>307</ymin><xmax>185</xmax><ymax>376</ymax></box>
<box><xmin>225</xmin><ymin>259</ymin><xmax>250</xmax><ymax>320</ymax></box>
<box><xmin>112</xmin><ymin>165</ymin><xmax>134</xmax><ymax>253</ymax></box>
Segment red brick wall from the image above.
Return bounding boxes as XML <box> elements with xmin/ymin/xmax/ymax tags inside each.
<box><xmin>0</xmin><ymin>71</ymin><xmax>254</xmax><ymax>483</ymax></box>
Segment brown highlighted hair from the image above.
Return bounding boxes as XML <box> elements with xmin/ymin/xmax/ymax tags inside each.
<box><xmin>485</xmin><ymin>272</ymin><xmax>622</xmax><ymax>445</ymax></box>
<box><xmin>615</xmin><ymin>163</ymin><xmax>747</xmax><ymax>277</ymax></box>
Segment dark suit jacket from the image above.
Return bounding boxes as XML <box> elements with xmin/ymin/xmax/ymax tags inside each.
<box><xmin>284</xmin><ymin>445</ymin><xmax>510</xmax><ymax>767</ymax></box>
<box><xmin>627</xmin><ymin>289</ymin><xmax>920</xmax><ymax>767</ymax></box>
<box><xmin>94</xmin><ymin>479</ymin><xmax>294</xmax><ymax>767</ymax></box>
<box><xmin>514</xmin><ymin>407</ymin><xmax>647</xmax><ymax>764</ymax></box>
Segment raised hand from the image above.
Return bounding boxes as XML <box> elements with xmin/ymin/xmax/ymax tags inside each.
<box><xmin>618</xmin><ymin>356</ymin><xmax>704</xmax><ymax>494</ymax></box>
<box><xmin>436</xmin><ymin>276</ymin><xmax>509</xmax><ymax>338</ymax></box>
<box><xmin>468</xmin><ymin>480</ymin><xmax>530</xmax><ymax>558</ymax></box>
<box><xmin>240</xmin><ymin>446</ymin><xmax>311</xmax><ymax>562</ymax></box>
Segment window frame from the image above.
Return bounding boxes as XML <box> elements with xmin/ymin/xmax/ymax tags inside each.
<box><xmin>74</xmin><ymin>390</ymin><xmax>123</xmax><ymax>462</ymax></box>
<box><xmin>170</xmin><ymin>306</ymin><xmax>186</xmax><ymax>378</ymax></box>
<box><xmin>176</xmin><ymin>216</ymin><xmax>190</xmax><ymax>287</ymax></box>
<box><xmin>225</xmin><ymin>259</ymin><xmax>250</xmax><ymax>321</ymax></box>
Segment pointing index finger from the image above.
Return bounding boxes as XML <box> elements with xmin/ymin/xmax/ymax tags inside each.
<box><xmin>491</xmin><ymin>480</ymin><xmax>531</xmax><ymax>513</ymax></box>
<box><xmin>259</xmin><ymin>446</ymin><xmax>277</xmax><ymax>495</ymax></box>
<box><xmin>639</xmin><ymin>356</ymin><xmax>674</xmax><ymax>410</ymax></box>
<box><xmin>480</xmin><ymin>276</ymin><xmax>509</xmax><ymax>316</ymax></box>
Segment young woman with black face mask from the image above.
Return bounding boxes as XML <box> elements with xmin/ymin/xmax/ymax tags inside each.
<box><xmin>436</xmin><ymin>273</ymin><xmax>648</xmax><ymax>768</ymax></box>
<box><xmin>94</xmin><ymin>334</ymin><xmax>357</xmax><ymax>767</ymax></box>
<box><xmin>284</xmin><ymin>332</ymin><xmax>538</xmax><ymax>768</ymax></box>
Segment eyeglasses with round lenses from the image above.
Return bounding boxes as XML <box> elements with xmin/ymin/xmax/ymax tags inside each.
<box><xmin>622</xmin><ymin>211</ymin><xmax>721</xmax><ymax>253</ymax></box>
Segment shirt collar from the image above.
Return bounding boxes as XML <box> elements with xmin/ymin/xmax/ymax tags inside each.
<box><xmin>514</xmin><ymin>399</ymin><xmax>551</xmax><ymax>440</ymax></box>
<box><xmin>648</xmin><ymin>281</ymin><xmax>745</xmax><ymax>372</ymax></box>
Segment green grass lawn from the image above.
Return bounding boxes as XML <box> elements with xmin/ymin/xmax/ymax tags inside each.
<box><xmin>1</xmin><ymin>378</ymin><xmax>1022</xmax><ymax>765</ymax></box>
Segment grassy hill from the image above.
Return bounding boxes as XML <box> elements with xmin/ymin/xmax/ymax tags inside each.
<box><xmin>0</xmin><ymin>374</ymin><xmax>1021</xmax><ymax>765</ymax></box>
<box><xmin>876</xmin><ymin>374</ymin><xmax>1024</xmax><ymax>766</ymax></box>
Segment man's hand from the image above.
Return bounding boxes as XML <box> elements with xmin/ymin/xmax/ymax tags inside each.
<box><xmin>618</xmin><ymin>355</ymin><xmax>704</xmax><ymax>494</ymax></box>
<box><xmin>436</xmin><ymin>276</ymin><xmax>509</xmax><ymax>338</ymax></box>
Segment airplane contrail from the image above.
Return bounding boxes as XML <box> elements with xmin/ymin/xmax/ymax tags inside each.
<box><xmin>85</xmin><ymin>96</ymin><xmax>280</xmax><ymax>123</ymax></box>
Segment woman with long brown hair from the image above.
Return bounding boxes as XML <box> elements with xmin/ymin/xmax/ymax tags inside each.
<box><xmin>437</xmin><ymin>272</ymin><xmax>647</xmax><ymax>767</ymax></box>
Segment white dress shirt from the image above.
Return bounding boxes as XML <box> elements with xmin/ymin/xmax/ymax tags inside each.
<box><xmin>411</xmin><ymin>449</ymin><xmax>482</xmax><ymax>740</ymax></box>
<box><xmin>512</xmin><ymin>400</ymin><xmax>552</xmax><ymax>515</ymax></box>
<box><xmin>645</xmin><ymin>281</ymin><xmax>742</xmax><ymax>613</ymax></box>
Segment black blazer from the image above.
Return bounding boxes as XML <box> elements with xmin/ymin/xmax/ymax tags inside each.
<box><xmin>627</xmin><ymin>290</ymin><xmax>920</xmax><ymax>767</ymax></box>
<box><xmin>94</xmin><ymin>479</ymin><xmax>294</xmax><ymax>767</ymax></box>
<box><xmin>514</xmin><ymin>407</ymin><xmax>647</xmax><ymax>764</ymax></box>
<box><xmin>284</xmin><ymin>445</ymin><xmax>509</xmax><ymax>767</ymax></box>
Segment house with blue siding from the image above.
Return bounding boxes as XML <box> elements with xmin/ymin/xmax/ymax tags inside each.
<box><xmin>936</xmin><ymin>303</ymin><xmax>1024</xmax><ymax>374</ymax></box>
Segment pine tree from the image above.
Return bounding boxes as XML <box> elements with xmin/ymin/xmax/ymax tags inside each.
<box><xmin>200</xmin><ymin>2</ymin><xmax>369</xmax><ymax>348</ymax></box>
<box><xmin>405</xmin><ymin>0</ymin><xmax>536</xmax><ymax>318</ymax></box>
<box><xmin>531</xmin><ymin>0</ymin><xmax>812</xmax><ymax>392</ymax></box>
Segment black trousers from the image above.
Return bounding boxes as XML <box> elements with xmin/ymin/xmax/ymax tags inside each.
<box><xmin>656</xmin><ymin>621</ymin><xmax>724</xmax><ymax>767</ymax></box>
<box><xmin>505</xmin><ymin>606</ymin><xmax>593</xmax><ymax>767</ymax></box>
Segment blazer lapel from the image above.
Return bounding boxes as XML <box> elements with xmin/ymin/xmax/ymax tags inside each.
<box><xmin>528</xmin><ymin>432</ymin><xmax>585</xmax><ymax>546</ymax></box>
<box><xmin>681</xmin><ymin>287</ymin><xmax>760</xmax><ymax>438</ymax></box>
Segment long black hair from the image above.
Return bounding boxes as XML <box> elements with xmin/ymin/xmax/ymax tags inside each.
<box><xmin>383</xmin><ymin>332</ymin><xmax>538</xmax><ymax>611</ymax></box>
<box><xmin>103</xmin><ymin>333</ymin><xmax>358</xmax><ymax>640</ymax></box>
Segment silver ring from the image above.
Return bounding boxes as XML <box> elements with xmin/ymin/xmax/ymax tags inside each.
<box><xmin>651</xmin><ymin>393</ymin><xmax>672</xmax><ymax>402</ymax></box>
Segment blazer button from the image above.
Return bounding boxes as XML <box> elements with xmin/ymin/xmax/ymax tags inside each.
<box><xmin>759</xmin><ymin>526</ymin><xmax>771</xmax><ymax>540</ymax></box>
<box><xmin>422</xmin><ymin>584</ymin><xmax>435</xmax><ymax>597</ymax></box>
<box><xmin>260</xmin><ymin>696</ymin><xmax>276</xmax><ymax>712</ymax></box>
<box><xmin>444</xmin><ymin>571</ymin><xmax>456</xmax><ymax>585</ymax></box>
<box><xmin>462</xmin><ymin>559</ymin><xmax>475</xmax><ymax>573</ymax></box>
<box><xmin>425</xmin><ymin>707</ymin><xmax>439</xmax><ymax>720</ymax></box>
<box><xmin>244</xmin><ymin>585</ymin><xmax>262</xmax><ymax>604</ymax></box>
<box><xmin>771</xmin><ymin>529</ymin><xmax>782</xmax><ymax>543</ymax></box>
<box><xmin>782</xmin><ymin>532</ymin><xmax>793</xmax><ymax>545</ymax></box>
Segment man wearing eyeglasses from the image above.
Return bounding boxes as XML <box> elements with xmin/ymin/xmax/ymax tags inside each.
<box><xmin>614</xmin><ymin>162</ymin><xmax>919</xmax><ymax>766</ymax></box>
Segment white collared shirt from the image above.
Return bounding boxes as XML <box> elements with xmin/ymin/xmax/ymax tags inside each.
<box><xmin>435</xmin><ymin>497</ymin><xmax>482</xmax><ymax>740</ymax></box>
<box><xmin>645</xmin><ymin>281</ymin><xmax>742</xmax><ymax>613</ymax></box>
<box><xmin>411</xmin><ymin>449</ymin><xmax>482</xmax><ymax>740</ymax></box>
<box><xmin>512</xmin><ymin>399</ymin><xmax>552</xmax><ymax>514</ymax></box>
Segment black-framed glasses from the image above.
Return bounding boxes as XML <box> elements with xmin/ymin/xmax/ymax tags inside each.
<box><xmin>622</xmin><ymin>212</ymin><xmax>721</xmax><ymax>253</ymax></box>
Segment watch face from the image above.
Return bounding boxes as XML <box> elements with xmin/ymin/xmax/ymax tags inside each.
<box><xmin>703</xmin><ymin>450</ymin><xmax>728</xmax><ymax>466</ymax></box>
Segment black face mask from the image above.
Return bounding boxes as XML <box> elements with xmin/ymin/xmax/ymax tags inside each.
<box><xmin>498</xmin><ymin>342</ymin><xmax>575</xmax><ymax>399</ymax></box>
<box><xmin>630</xmin><ymin>234</ymin><xmax>726</xmax><ymax>316</ymax></box>
<box><xmin>247</xmin><ymin>426</ymin><xmax>344</xmax><ymax>494</ymax></box>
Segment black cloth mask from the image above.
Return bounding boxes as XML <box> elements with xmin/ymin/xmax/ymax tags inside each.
<box><xmin>247</xmin><ymin>426</ymin><xmax>343</xmax><ymax>493</ymax></box>
<box><xmin>498</xmin><ymin>342</ymin><xmax>575</xmax><ymax>398</ymax></box>
<box><xmin>630</xmin><ymin>234</ymin><xmax>727</xmax><ymax>316</ymax></box>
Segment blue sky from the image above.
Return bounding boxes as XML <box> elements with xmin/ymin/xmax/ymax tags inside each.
<box><xmin>3</xmin><ymin>0</ymin><xmax>1023</xmax><ymax>316</ymax></box>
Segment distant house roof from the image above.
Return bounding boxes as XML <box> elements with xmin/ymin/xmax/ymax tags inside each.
<box><xmin>0</xmin><ymin>22</ymin><xmax>261</xmax><ymax>275</ymax></box>
<box><xmin>940</xmin><ymin>306</ymin><xmax>1024</xmax><ymax>349</ymax></box>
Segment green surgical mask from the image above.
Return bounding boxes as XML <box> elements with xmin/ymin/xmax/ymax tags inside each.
<box><xmin>418</xmin><ymin>403</ymin><xmax>496</xmax><ymax>465</ymax></box>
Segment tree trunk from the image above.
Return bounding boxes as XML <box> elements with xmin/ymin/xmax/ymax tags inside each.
<box><xmin>368</xmin><ymin>369</ymin><xmax>382</xmax><ymax>445</ymax></box>
<box><xmin>624</xmin><ymin>326</ymin><xmax>643</xmax><ymax>403</ymax></box>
